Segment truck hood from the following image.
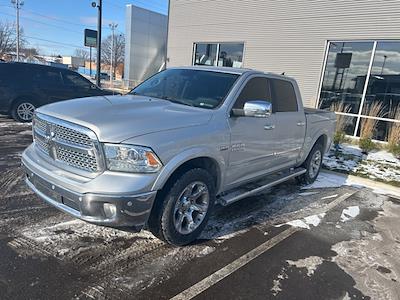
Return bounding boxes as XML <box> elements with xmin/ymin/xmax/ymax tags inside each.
<box><xmin>37</xmin><ymin>95</ymin><xmax>213</xmax><ymax>142</ymax></box>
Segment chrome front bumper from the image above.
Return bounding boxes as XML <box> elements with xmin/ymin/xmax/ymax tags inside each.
<box><xmin>22</xmin><ymin>155</ymin><xmax>157</xmax><ymax>230</ymax></box>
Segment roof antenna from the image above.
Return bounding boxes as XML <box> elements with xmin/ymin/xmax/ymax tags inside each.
<box><xmin>281</xmin><ymin>72</ymin><xmax>285</xmax><ymax>75</ymax></box>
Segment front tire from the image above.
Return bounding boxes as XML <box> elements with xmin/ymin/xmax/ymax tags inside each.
<box><xmin>11</xmin><ymin>99</ymin><xmax>36</xmax><ymax>122</ymax></box>
<box><xmin>297</xmin><ymin>142</ymin><xmax>323</xmax><ymax>185</ymax></box>
<box><xmin>148</xmin><ymin>168</ymin><xmax>215</xmax><ymax>246</ymax></box>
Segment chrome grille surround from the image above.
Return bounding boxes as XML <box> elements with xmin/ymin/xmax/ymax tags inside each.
<box><xmin>32</xmin><ymin>113</ymin><xmax>104</xmax><ymax>176</ymax></box>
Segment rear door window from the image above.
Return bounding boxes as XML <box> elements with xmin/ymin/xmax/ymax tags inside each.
<box><xmin>33</xmin><ymin>69</ymin><xmax>63</xmax><ymax>87</ymax></box>
<box><xmin>271</xmin><ymin>79</ymin><xmax>298</xmax><ymax>112</ymax></box>
<box><xmin>63</xmin><ymin>72</ymin><xmax>91</xmax><ymax>89</ymax></box>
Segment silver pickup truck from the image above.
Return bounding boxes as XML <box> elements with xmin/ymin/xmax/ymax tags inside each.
<box><xmin>22</xmin><ymin>67</ymin><xmax>336</xmax><ymax>245</ymax></box>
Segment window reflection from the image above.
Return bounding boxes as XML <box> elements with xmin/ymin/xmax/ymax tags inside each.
<box><xmin>194</xmin><ymin>44</ymin><xmax>217</xmax><ymax>66</ymax></box>
<box><xmin>364</xmin><ymin>42</ymin><xmax>400</xmax><ymax>118</ymax></box>
<box><xmin>217</xmin><ymin>43</ymin><xmax>244</xmax><ymax>68</ymax></box>
<box><xmin>319</xmin><ymin>42</ymin><xmax>374</xmax><ymax>114</ymax></box>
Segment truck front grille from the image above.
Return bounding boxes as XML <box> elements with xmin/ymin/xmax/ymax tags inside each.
<box><xmin>33</xmin><ymin>113</ymin><xmax>102</xmax><ymax>174</ymax></box>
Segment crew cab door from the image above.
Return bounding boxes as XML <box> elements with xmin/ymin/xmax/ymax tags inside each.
<box><xmin>226</xmin><ymin>76</ymin><xmax>277</xmax><ymax>187</ymax></box>
<box><xmin>270</xmin><ymin>78</ymin><xmax>306</xmax><ymax>165</ymax></box>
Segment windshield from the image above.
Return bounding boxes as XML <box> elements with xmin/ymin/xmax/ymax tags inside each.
<box><xmin>130</xmin><ymin>69</ymin><xmax>239</xmax><ymax>109</ymax></box>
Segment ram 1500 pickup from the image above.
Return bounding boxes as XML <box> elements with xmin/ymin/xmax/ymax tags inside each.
<box><xmin>22</xmin><ymin>67</ymin><xmax>336</xmax><ymax>245</ymax></box>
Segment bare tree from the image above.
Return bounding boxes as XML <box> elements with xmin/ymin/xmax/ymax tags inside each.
<box><xmin>0</xmin><ymin>21</ymin><xmax>17</xmax><ymax>56</ymax></box>
<box><xmin>74</xmin><ymin>48</ymin><xmax>89</xmax><ymax>61</ymax></box>
<box><xmin>101</xmin><ymin>33</ymin><xmax>125</xmax><ymax>78</ymax></box>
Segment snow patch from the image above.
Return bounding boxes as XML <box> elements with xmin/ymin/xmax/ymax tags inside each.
<box><xmin>287</xmin><ymin>256</ymin><xmax>324</xmax><ymax>276</ymax></box>
<box><xmin>276</xmin><ymin>213</ymin><xmax>326</xmax><ymax>230</ymax></box>
<box><xmin>340</xmin><ymin>206</ymin><xmax>360</xmax><ymax>222</ymax></box>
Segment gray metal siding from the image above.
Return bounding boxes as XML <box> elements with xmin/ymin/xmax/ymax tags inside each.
<box><xmin>167</xmin><ymin>0</ymin><xmax>400</xmax><ymax>107</ymax></box>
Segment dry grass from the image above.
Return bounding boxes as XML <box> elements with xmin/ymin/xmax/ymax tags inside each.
<box><xmin>330</xmin><ymin>102</ymin><xmax>352</xmax><ymax>133</ymax></box>
<box><xmin>360</xmin><ymin>102</ymin><xmax>386</xmax><ymax>139</ymax></box>
<box><xmin>388</xmin><ymin>106</ymin><xmax>400</xmax><ymax>146</ymax></box>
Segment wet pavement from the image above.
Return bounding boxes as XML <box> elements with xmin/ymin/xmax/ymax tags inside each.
<box><xmin>0</xmin><ymin>115</ymin><xmax>399</xmax><ymax>300</ymax></box>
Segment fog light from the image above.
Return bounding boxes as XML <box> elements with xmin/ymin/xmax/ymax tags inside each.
<box><xmin>103</xmin><ymin>203</ymin><xmax>117</xmax><ymax>219</ymax></box>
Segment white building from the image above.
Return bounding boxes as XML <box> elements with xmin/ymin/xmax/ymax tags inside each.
<box><xmin>124</xmin><ymin>4</ymin><xmax>168</xmax><ymax>87</ymax></box>
<box><xmin>166</xmin><ymin>0</ymin><xmax>400</xmax><ymax>141</ymax></box>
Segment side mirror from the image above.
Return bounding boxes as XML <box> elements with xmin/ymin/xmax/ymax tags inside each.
<box><xmin>232</xmin><ymin>100</ymin><xmax>272</xmax><ymax>118</ymax></box>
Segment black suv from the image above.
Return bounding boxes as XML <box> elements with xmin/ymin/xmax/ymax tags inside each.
<box><xmin>0</xmin><ymin>62</ymin><xmax>115</xmax><ymax>122</ymax></box>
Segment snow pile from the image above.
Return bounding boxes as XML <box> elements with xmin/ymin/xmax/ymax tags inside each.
<box><xmin>323</xmin><ymin>144</ymin><xmax>400</xmax><ymax>184</ymax></box>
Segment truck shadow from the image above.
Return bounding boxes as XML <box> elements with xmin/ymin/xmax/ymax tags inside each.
<box><xmin>201</xmin><ymin>173</ymin><xmax>351</xmax><ymax>241</ymax></box>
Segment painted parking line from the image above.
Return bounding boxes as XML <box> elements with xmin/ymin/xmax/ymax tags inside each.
<box><xmin>170</xmin><ymin>192</ymin><xmax>356</xmax><ymax>300</ymax></box>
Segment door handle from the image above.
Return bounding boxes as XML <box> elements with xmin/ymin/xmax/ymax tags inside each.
<box><xmin>297</xmin><ymin>121</ymin><xmax>306</xmax><ymax>126</ymax></box>
<box><xmin>264</xmin><ymin>124</ymin><xmax>275</xmax><ymax>130</ymax></box>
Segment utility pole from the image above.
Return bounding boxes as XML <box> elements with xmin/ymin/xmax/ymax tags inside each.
<box><xmin>11</xmin><ymin>0</ymin><xmax>23</xmax><ymax>62</ymax></box>
<box><xmin>109</xmin><ymin>22</ymin><xmax>117</xmax><ymax>88</ymax></box>
<box><xmin>92</xmin><ymin>0</ymin><xmax>102</xmax><ymax>87</ymax></box>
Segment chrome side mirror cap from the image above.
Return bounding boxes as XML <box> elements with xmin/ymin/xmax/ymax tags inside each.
<box><xmin>243</xmin><ymin>100</ymin><xmax>272</xmax><ymax>118</ymax></box>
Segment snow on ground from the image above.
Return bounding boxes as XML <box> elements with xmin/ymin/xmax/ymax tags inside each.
<box><xmin>323</xmin><ymin>144</ymin><xmax>400</xmax><ymax>185</ymax></box>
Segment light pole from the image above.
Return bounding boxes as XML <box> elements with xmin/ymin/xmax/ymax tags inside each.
<box><xmin>92</xmin><ymin>0</ymin><xmax>102</xmax><ymax>87</ymax></box>
<box><xmin>11</xmin><ymin>0</ymin><xmax>23</xmax><ymax>62</ymax></box>
<box><xmin>109</xmin><ymin>22</ymin><xmax>117</xmax><ymax>88</ymax></box>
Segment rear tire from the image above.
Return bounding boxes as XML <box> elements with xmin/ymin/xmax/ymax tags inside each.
<box><xmin>296</xmin><ymin>142</ymin><xmax>323</xmax><ymax>185</ymax></box>
<box><xmin>11</xmin><ymin>99</ymin><xmax>36</xmax><ymax>122</ymax></box>
<box><xmin>148</xmin><ymin>168</ymin><xmax>215</xmax><ymax>246</ymax></box>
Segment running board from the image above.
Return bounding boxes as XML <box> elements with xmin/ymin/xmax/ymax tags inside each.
<box><xmin>218</xmin><ymin>167</ymin><xmax>307</xmax><ymax>206</ymax></box>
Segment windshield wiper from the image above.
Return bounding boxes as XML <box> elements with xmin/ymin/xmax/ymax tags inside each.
<box><xmin>159</xmin><ymin>96</ymin><xmax>195</xmax><ymax>107</ymax></box>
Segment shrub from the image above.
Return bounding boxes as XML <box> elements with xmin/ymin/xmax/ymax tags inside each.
<box><xmin>388</xmin><ymin>143</ymin><xmax>400</xmax><ymax>159</ymax></box>
<box><xmin>333</xmin><ymin>131</ymin><xmax>346</xmax><ymax>149</ymax></box>
<box><xmin>359</xmin><ymin>137</ymin><xmax>376</xmax><ymax>154</ymax></box>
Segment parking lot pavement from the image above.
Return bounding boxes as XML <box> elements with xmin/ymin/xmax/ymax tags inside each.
<box><xmin>1</xmin><ymin>115</ymin><xmax>400</xmax><ymax>300</ymax></box>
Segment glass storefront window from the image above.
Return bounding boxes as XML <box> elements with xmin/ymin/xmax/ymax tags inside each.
<box><xmin>319</xmin><ymin>42</ymin><xmax>374</xmax><ymax>114</ymax></box>
<box><xmin>364</xmin><ymin>42</ymin><xmax>400</xmax><ymax>118</ymax></box>
<box><xmin>217</xmin><ymin>43</ymin><xmax>244</xmax><ymax>68</ymax></box>
<box><xmin>194</xmin><ymin>43</ymin><xmax>217</xmax><ymax>66</ymax></box>
<box><xmin>318</xmin><ymin>40</ymin><xmax>400</xmax><ymax>141</ymax></box>
<box><xmin>193</xmin><ymin>42</ymin><xmax>244</xmax><ymax>68</ymax></box>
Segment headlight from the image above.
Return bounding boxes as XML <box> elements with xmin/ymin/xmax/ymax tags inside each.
<box><xmin>103</xmin><ymin>144</ymin><xmax>162</xmax><ymax>173</ymax></box>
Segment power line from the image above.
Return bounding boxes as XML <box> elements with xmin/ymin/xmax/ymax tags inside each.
<box><xmin>0</xmin><ymin>11</ymin><xmax>84</xmax><ymax>35</ymax></box>
<box><xmin>0</xmin><ymin>3</ymin><xmax>112</xmax><ymax>31</ymax></box>
<box><xmin>25</xmin><ymin>35</ymin><xmax>87</xmax><ymax>50</ymax></box>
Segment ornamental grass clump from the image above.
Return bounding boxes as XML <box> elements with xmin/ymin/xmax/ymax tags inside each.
<box><xmin>330</xmin><ymin>102</ymin><xmax>351</xmax><ymax>149</ymax></box>
<box><xmin>359</xmin><ymin>101</ymin><xmax>385</xmax><ymax>154</ymax></box>
<box><xmin>388</xmin><ymin>106</ymin><xmax>400</xmax><ymax>158</ymax></box>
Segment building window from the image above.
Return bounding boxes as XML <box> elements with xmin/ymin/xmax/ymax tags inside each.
<box><xmin>193</xmin><ymin>43</ymin><xmax>217</xmax><ymax>66</ymax></box>
<box><xmin>193</xmin><ymin>42</ymin><xmax>244</xmax><ymax>68</ymax></box>
<box><xmin>218</xmin><ymin>43</ymin><xmax>244</xmax><ymax>68</ymax></box>
<box><xmin>318</xmin><ymin>40</ymin><xmax>400</xmax><ymax>142</ymax></box>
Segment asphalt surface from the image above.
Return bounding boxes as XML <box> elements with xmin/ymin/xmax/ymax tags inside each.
<box><xmin>1</xmin><ymin>115</ymin><xmax>399</xmax><ymax>300</ymax></box>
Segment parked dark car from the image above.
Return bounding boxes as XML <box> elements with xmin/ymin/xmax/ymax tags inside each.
<box><xmin>0</xmin><ymin>62</ymin><xmax>115</xmax><ymax>122</ymax></box>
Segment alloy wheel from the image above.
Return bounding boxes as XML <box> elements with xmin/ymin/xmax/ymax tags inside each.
<box><xmin>16</xmin><ymin>102</ymin><xmax>35</xmax><ymax>121</ymax></box>
<box><xmin>173</xmin><ymin>181</ymin><xmax>210</xmax><ymax>235</ymax></box>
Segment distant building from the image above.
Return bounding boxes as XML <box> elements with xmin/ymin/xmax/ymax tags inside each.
<box><xmin>124</xmin><ymin>4</ymin><xmax>168</xmax><ymax>88</ymax></box>
<box><xmin>62</xmin><ymin>56</ymin><xmax>85</xmax><ymax>70</ymax></box>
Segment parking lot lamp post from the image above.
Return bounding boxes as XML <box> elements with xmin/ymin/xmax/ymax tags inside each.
<box><xmin>109</xmin><ymin>22</ymin><xmax>117</xmax><ymax>88</ymax></box>
<box><xmin>92</xmin><ymin>0</ymin><xmax>102</xmax><ymax>87</ymax></box>
<box><xmin>11</xmin><ymin>0</ymin><xmax>23</xmax><ymax>62</ymax></box>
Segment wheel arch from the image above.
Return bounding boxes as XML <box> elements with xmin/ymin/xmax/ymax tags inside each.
<box><xmin>152</xmin><ymin>151</ymin><xmax>223</xmax><ymax>194</ymax></box>
<box><xmin>9</xmin><ymin>95</ymin><xmax>39</xmax><ymax>114</ymax></box>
